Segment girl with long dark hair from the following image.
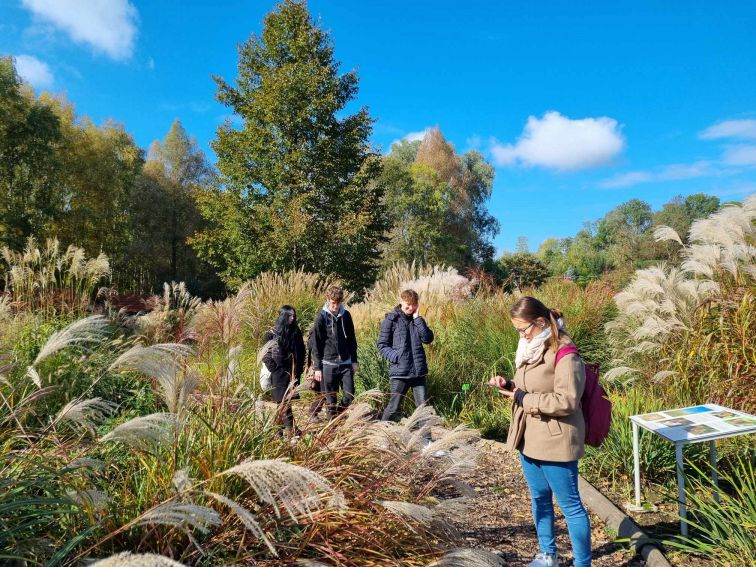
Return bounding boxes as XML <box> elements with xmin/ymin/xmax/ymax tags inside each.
<box><xmin>262</xmin><ymin>305</ymin><xmax>305</xmax><ymax>438</ymax></box>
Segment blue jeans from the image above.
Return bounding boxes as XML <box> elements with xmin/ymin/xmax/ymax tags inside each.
<box><xmin>519</xmin><ymin>453</ymin><xmax>592</xmax><ymax>567</ymax></box>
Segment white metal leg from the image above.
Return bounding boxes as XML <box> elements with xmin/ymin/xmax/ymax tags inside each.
<box><xmin>633</xmin><ymin>421</ymin><xmax>641</xmax><ymax>507</ymax></box>
<box><xmin>675</xmin><ymin>443</ymin><xmax>688</xmax><ymax>536</ymax></box>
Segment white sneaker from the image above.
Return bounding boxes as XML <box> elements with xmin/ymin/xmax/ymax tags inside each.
<box><xmin>528</xmin><ymin>552</ymin><xmax>558</xmax><ymax>567</ymax></box>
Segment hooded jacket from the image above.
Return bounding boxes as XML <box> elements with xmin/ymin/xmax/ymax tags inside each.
<box><xmin>312</xmin><ymin>304</ymin><xmax>358</xmax><ymax>370</ymax></box>
<box><xmin>377</xmin><ymin>306</ymin><xmax>434</xmax><ymax>378</ymax></box>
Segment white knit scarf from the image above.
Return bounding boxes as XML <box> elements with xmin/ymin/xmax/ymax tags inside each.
<box><xmin>514</xmin><ymin>318</ymin><xmax>565</xmax><ymax>368</ymax></box>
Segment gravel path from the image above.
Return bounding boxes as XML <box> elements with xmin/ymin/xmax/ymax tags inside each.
<box><xmin>448</xmin><ymin>438</ymin><xmax>646</xmax><ymax>566</ymax></box>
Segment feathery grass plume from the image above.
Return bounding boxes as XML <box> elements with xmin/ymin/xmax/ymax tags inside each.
<box><xmin>109</xmin><ymin>343</ymin><xmax>195</xmax><ymax>413</ymax></box>
<box><xmin>609</xmin><ymin>196</ymin><xmax>755</xmax><ymax>399</ymax></box>
<box><xmin>137</xmin><ymin>501</ymin><xmax>220</xmax><ymax>534</ymax></box>
<box><xmin>422</xmin><ymin>425</ymin><xmax>479</xmax><ymax>455</ymax></box>
<box><xmin>403</xmin><ymin>405</ymin><xmax>444</xmax><ymax>450</ymax></box>
<box><xmin>99</xmin><ymin>413</ymin><xmax>176</xmax><ymax>451</ymax></box>
<box><xmin>90</xmin><ymin>553</ymin><xmax>187</xmax><ymax>567</ymax></box>
<box><xmin>654</xmin><ymin>224</ymin><xmax>683</xmax><ymax>246</ymax></box>
<box><xmin>1</xmin><ymin>237</ymin><xmax>110</xmax><ymax>313</ymax></box>
<box><xmin>134</xmin><ymin>282</ymin><xmax>202</xmax><ymax>343</ymax></box>
<box><xmin>433</xmin><ymin>496</ymin><xmax>475</xmax><ymax>521</ymax></box>
<box><xmin>380</xmin><ymin>500</ymin><xmax>435</xmax><ymax>526</ymax></box>
<box><xmin>172</xmin><ymin>468</ymin><xmax>195</xmax><ymax>498</ymax></box>
<box><xmin>379</xmin><ymin>500</ymin><xmax>458</xmax><ymax>539</ymax></box>
<box><xmin>66</xmin><ymin>489</ymin><xmax>111</xmax><ymax>512</ymax></box>
<box><xmin>342</xmin><ymin>401</ymin><xmax>380</xmax><ymax>429</ymax></box>
<box><xmin>0</xmin><ymin>293</ymin><xmax>11</xmax><ymax>321</ymax></box>
<box><xmin>256</xmin><ymin>338</ymin><xmax>279</xmax><ymax>368</ymax></box>
<box><xmin>652</xmin><ymin>370</ymin><xmax>677</xmax><ymax>382</ymax></box>
<box><xmin>55</xmin><ymin>397</ymin><xmax>118</xmax><ymax>435</ymax></box>
<box><xmin>401</xmin><ymin>267</ymin><xmax>475</xmax><ymax>303</ymax></box>
<box><xmin>190</xmin><ymin>292</ymin><xmax>247</xmax><ymax>352</ymax></box>
<box><xmin>242</xmin><ymin>269</ymin><xmax>339</xmax><ymax>343</ymax></box>
<box><xmin>426</xmin><ymin>548</ymin><xmax>505</xmax><ymax>567</ymax></box>
<box><xmin>205</xmin><ymin>491</ymin><xmax>277</xmax><ymax>556</ymax></box>
<box><xmin>33</xmin><ymin>315</ymin><xmax>110</xmax><ymax>366</ymax></box>
<box><xmin>25</xmin><ymin>366</ymin><xmax>42</xmax><ymax>388</ymax></box>
<box><xmin>222</xmin><ymin>345</ymin><xmax>243</xmax><ymax>387</ymax></box>
<box><xmin>219</xmin><ymin>459</ymin><xmax>343</xmax><ymax>521</ymax></box>
<box><xmin>428</xmin><ymin>445</ymin><xmax>480</xmax><ymax>481</ymax></box>
<box><xmin>603</xmin><ymin>366</ymin><xmax>640</xmax><ymax>383</ymax></box>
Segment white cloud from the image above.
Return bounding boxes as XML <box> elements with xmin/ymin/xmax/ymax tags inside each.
<box><xmin>490</xmin><ymin>111</ymin><xmax>625</xmax><ymax>171</ymax></box>
<box><xmin>699</xmin><ymin>119</ymin><xmax>756</xmax><ymax>140</ymax></box>
<box><xmin>387</xmin><ymin>127</ymin><xmax>433</xmax><ymax>153</ymax></box>
<box><xmin>22</xmin><ymin>0</ymin><xmax>138</xmax><ymax>61</ymax></box>
<box><xmin>599</xmin><ymin>161</ymin><xmax>716</xmax><ymax>189</ymax></box>
<box><xmin>722</xmin><ymin>145</ymin><xmax>756</xmax><ymax>166</ymax></box>
<box><xmin>403</xmin><ymin>128</ymin><xmax>433</xmax><ymax>143</ymax></box>
<box><xmin>14</xmin><ymin>54</ymin><xmax>54</xmax><ymax>88</ymax></box>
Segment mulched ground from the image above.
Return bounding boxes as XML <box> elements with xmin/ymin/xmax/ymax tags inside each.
<box><xmin>447</xmin><ymin>438</ymin><xmax>646</xmax><ymax>566</ymax></box>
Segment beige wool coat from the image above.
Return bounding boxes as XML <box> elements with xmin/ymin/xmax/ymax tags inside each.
<box><xmin>505</xmin><ymin>333</ymin><xmax>586</xmax><ymax>462</ymax></box>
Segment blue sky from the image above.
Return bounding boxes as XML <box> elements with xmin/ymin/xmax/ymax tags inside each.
<box><xmin>2</xmin><ymin>0</ymin><xmax>756</xmax><ymax>253</ymax></box>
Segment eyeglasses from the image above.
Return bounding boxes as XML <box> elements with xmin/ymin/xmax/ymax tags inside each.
<box><xmin>514</xmin><ymin>322</ymin><xmax>535</xmax><ymax>335</ymax></box>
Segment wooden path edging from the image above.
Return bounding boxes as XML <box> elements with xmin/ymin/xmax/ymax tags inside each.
<box><xmin>577</xmin><ymin>477</ymin><xmax>672</xmax><ymax>567</ymax></box>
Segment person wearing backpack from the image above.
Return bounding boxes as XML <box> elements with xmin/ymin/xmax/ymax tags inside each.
<box><xmin>311</xmin><ymin>286</ymin><xmax>358</xmax><ymax>419</ymax></box>
<box><xmin>489</xmin><ymin>296</ymin><xmax>592</xmax><ymax>567</ymax></box>
<box><xmin>262</xmin><ymin>305</ymin><xmax>306</xmax><ymax>439</ymax></box>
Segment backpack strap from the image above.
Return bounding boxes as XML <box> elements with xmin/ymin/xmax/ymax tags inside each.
<box><xmin>555</xmin><ymin>344</ymin><xmax>579</xmax><ymax>365</ymax></box>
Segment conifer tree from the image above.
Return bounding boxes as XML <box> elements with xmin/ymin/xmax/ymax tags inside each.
<box><xmin>193</xmin><ymin>0</ymin><xmax>386</xmax><ymax>291</ymax></box>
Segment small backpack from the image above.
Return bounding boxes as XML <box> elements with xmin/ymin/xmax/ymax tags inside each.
<box><xmin>555</xmin><ymin>345</ymin><xmax>611</xmax><ymax>447</ymax></box>
<box><xmin>257</xmin><ymin>336</ymin><xmax>278</xmax><ymax>391</ymax></box>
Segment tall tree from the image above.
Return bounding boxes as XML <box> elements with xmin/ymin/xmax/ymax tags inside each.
<box><xmin>193</xmin><ymin>0</ymin><xmax>387</xmax><ymax>291</ymax></box>
<box><xmin>380</xmin><ymin>128</ymin><xmax>499</xmax><ymax>268</ymax></box>
<box><xmin>44</xmin><ymin>95</ymin><xmax>143</xmax><ymax>278</ymax></box>
<box><xmin>597</xmin><ymin>198</ymin><xmax>654</xmax><ymax>267</ymax></box>
<box><xmin>141</xmin><ymin>119</ymin><xmax>212</xmax><ymax>288</ymax></box>
<box><xmin>0</xmin><ymin>56</ymin><xmax>63</xmax><ymax>249</ymax></box>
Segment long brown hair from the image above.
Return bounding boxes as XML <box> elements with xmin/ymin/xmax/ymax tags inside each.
<box><xmin>510</xmin><ymin>296</ymin><xmax>563</xmax><ymax>352</ymax></box>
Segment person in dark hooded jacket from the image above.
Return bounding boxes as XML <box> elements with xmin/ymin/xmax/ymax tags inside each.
<box><xmin>311</xmin><ymin>286</ymin><xmax>358</xmax><ymax>419</ymax></box>
<box><xmin>262</xmin><ymin>305</ymin><xmax>305</xmax><ymax>438</ymax></box>
<box><xmin>377</xmin><ymin>289</ymin><xmax>434</xmax><ymax>422</ymax></box>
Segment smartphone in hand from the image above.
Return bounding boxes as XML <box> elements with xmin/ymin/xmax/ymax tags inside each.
<box><xmin>488</xmin><ymin>376</ymin><xmax>513</xmax><ymax>391</ymax></box>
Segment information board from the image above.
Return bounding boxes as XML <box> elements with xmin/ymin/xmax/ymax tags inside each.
<box><xmin>632</xmin><ymin>403</ymin><xmax>756</xmax><ymax>443</ymax></box>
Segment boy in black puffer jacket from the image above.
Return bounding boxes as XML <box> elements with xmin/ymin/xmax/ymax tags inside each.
<box><xmin>377</xmin><ymin>289</ymin><xmax>434</xmax><ymax>422</ymax></box>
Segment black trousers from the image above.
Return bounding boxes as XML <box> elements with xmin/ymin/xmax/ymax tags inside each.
<box><xmin>270</xmin><ymin>369</ymin><xmax>294</xmax><ymax>429</ymax></box>
<box><xmin>321</xmin><ymin>364</ymin><xmax>354</xmax><ymax>418</ymax></box>
<box><xmin>381</xmin><ymin>375</ymin><xmax>428</xmax><ymax>422</ymax></box>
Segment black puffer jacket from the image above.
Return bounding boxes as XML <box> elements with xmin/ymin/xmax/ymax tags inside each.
<box><xmin>377</xmin><ymin>306</ymin><xmax>434</xmax><ymax>378</ymax></box>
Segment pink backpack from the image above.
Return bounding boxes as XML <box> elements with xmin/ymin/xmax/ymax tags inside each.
<box><xmin>555</xmin><ymin>345</ymin><xmax>611</xmax><ymax>447</ymax></box>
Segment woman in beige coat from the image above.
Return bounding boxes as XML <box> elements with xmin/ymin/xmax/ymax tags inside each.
<box><xmin>489</xmin><ymin>296</ymin><xmax>591</xmax><ymax>567</ymax></box>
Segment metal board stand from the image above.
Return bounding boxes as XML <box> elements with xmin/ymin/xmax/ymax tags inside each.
<box><xmin>627</xmin><ymin>404</ymin><xmax>756</xmax><ymax>535</ymax></box>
